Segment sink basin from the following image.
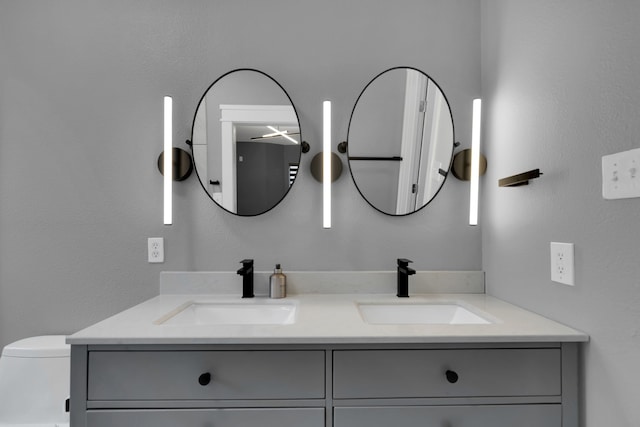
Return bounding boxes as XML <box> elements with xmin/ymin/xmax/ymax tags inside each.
<box><xmin>357</xmin><ymin>302</ymin><xmax>492</xmax><ymax>325</ymax></box>
<box><xmin>156</xmin><ymin>301</ymin><xmax>297</xmax><ymax>326</ymax></box>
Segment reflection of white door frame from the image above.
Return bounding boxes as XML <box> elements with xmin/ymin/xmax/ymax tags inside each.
<box><xmin>219</xmin><ymin>105</ymin><xmax>297</xmax><ymax>212</ymax></box>
<box><xmin>396</xmin><ymin>70</ymin><xmax>427</xmax><ymax>214</ymax></box>
<box><xmin>192</xmin><ymin>99</ymin><xmax>209</xmax><ymax>196</ymax></box>
<box><xmin>419</xmin><ymin>84</ymin><xmax>446</xmax><ymax>204</ymax></box>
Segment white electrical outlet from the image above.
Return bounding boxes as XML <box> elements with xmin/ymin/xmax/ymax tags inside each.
<box><xmin>148</xmin><ymin>237</ymin><xmax>164</xmax><ymax>263</ymax></box>
<box><xmin>550</xmin><ymin>242</ymin><xmax>574</xmax><ymax>286</ymax></box>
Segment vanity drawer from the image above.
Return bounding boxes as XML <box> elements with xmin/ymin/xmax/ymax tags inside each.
<box><xmin>333</xmin><ymin>405</ymin><xmax>561</xmax><ymax>427</ymax></box>
<box><xmin>333</xmin><ymin>348</ymin><xmax>560</xmax><ymax>398</ymax></box>
<box><xmin>87</xmin><ymin>408</ymin><xmax>324</xmax><ymax>427</ymax></box>
<box><xmin>88</xmin><ymin>350</ymin><xmax>325</xmax><ymax>400</ymax></box>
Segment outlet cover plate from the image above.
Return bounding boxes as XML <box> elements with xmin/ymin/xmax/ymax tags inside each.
<box><xmin>148</xmin><ymin>237</ymin><xmax>164</xmax><ymax>263</ymax></box>
<box><xmin>550</xmin><ymin>242</ymin><xmax>574</xmax><ymax>286</ymax></box>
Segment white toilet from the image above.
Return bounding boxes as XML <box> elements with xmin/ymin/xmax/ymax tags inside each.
<box><xmin>0</xmin><ymin>336</ymin><xmax>70</xmax><ymax>427</ymax></box>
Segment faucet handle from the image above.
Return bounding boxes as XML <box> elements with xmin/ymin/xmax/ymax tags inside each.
<box><xmin>237</xmin><ymin>259</ymin><xmax>254</xmax><ymax>276</ymax></box>
<box><xmin>397</xmin><ymin>258</ymin><xmax>413</xmax><ymax>267</ymax></box>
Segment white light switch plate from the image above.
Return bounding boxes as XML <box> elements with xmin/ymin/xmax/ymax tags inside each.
<box><xmin>602</xmin><ymin>148</ymin><xmax>640</xmax><ymax>199</ymax></box>
<box><xmin>550</xmin><ymin>242</ymin><xmax>574</xmax><ymax>286</ymax></box>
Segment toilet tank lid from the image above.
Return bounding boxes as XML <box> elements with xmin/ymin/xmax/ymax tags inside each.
<box><xmin>2</xmin><ymin>335</ymin><xmax>70</xmax><ymax>358</ymax></box>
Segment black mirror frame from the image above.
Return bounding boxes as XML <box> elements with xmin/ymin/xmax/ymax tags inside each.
<box><xmin>189</xmin><ymin>68</ymin><xmax>304</xmax><ymax>217</ymax></box>
<box><xmin>345</xmin><ymin>66</ymin><xmax>455</xmax><ymax>217</ymax></box>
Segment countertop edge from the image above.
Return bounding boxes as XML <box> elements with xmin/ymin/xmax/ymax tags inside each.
<box><xmin>67</xmin><ymin>335</ymin><xmax>589</xmax><ymax>345</ymax></box>
<box><xmin>66</xmin><ymin>293</ymin><xmax>589</xmax><ymax>346</ymax></box>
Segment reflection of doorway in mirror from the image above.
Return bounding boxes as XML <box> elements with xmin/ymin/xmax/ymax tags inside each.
<box><xmin>396</xmin><ymin>70</ymin><xmax>452</xmax><ymax>214</ymax></box>
<box><xmin>419</xmin><ymin>82</ymin><xmax>452</xmax><ymax>205</ymax></box>
<box><xmin>192</xmin><ymin>100</ymin><xmax>219</xmax><ymax>201</ymax></box>
<box><xmin>236</xmin><ymin>140</ymin><xmax>299</xmax><ymax>216</ymax></box>
<box><xmin>218</xmin><ymin>105</ymin><xmax>299</xmax><ymax>213</ymax></box>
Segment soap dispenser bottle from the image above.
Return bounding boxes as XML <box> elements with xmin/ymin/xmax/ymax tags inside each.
<box><xmin>269</xmin><ymin>264</ymin><xmax>287</xmax><ymax>299</ymax></box>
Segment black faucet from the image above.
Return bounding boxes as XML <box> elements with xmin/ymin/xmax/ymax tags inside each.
<box><xmin>397</xmin><ymin>258</ymin><xmax>416</xmax><ymax>298</ymax></box>
<box><xmin>237</xmin><ymin>259</ymin><xmax>254</xmax><ymax>298</ymax></box>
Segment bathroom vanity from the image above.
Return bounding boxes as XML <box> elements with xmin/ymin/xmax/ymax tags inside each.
<box><xmin>68</xmin><ymin>272</ymin><xmax>587</xmax><ymax>427</ymax></box>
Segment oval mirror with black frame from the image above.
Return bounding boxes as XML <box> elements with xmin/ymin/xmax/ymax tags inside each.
<box><xmin>346</xmin><ymin>67</ymin><xmax>455</xmax><ymax>216</ymax></box>
<box><xmin>190</xmin><ymin>69</ymin><xmax>302</xmax><ymax>216</ymax></box>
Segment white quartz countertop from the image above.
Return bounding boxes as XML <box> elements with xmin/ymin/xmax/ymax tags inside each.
<box><xmin>67</xmin><ymin>292</ymin><xmax>588</xmax><ymax>345</ymax></box>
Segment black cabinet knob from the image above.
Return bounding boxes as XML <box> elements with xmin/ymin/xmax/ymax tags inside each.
<box><xmin>445</xmin><ymin>370</ymin><xmax>459</xmax><ymax>384</ymax></box>
<box><xmin>198</xmin><ymin>372</ymin><xmax>211</xmax><ymax>386</ymax></box>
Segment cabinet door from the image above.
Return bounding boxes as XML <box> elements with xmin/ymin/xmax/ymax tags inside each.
<box><xmin>333</xmin><ymin>405</ymin><xmax>561</xmax><ymax>427</ymax></box>
<box><xmin>87</xmin><ymin>408</ymin><xmax>324</xmax><ymax>427</ymax></box>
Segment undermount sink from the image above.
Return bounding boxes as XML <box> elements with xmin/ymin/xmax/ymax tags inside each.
<box><xmin>357</xmin><ymin>302</ymin><xmax>492</xmax><ymax>325</ymax></box>
<box><xmin>156</xmin><ymin>301</ymin><xmax>297</xmax><ymax>326</ymax></box>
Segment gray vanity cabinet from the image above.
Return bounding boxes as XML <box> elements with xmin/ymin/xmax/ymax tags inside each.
<box><xmin>331</xmin><ymin>347</ymin><xmax>572</xmax><ymax>427</ymax></box>
<box><xmin>72</xmin><ymin>346</ymin><xmax>328</xmax><ymax>427</ymax></box>
<box><xmin>71</xmin><ymin>343</ymin><xmax>578</xmax><ymax>427</ymax></box>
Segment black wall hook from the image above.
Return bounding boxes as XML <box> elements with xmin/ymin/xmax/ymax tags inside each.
<box><xmin>499</xmin><ymin>169</ymin><xmax>543</xmax><ymax>187</ymax></box>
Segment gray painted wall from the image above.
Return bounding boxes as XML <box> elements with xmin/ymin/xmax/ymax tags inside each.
<box><xmin>482</xmin><ymin>1</ymin><xmax>640</xmax><ymax>425</ymax></box>
<box><xmin>0</xmin><ymin>1</ymin><xmax>481</xmax><ymax>347</ymax></box>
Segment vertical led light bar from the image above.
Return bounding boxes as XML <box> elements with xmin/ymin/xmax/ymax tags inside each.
<box><xmin>469</xmin><ymin>98</ymin><xmax>482</xmax><ymax>226</ymax></box>
<box><xmin>163</xmin><ymin>96</ymin><xmax>173</xmax><ymax>225</ymax></box>
<box><xmin>323</xmin><ymin>101</ymin><xmax>332</xmax><ymax>229</ymax></box>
